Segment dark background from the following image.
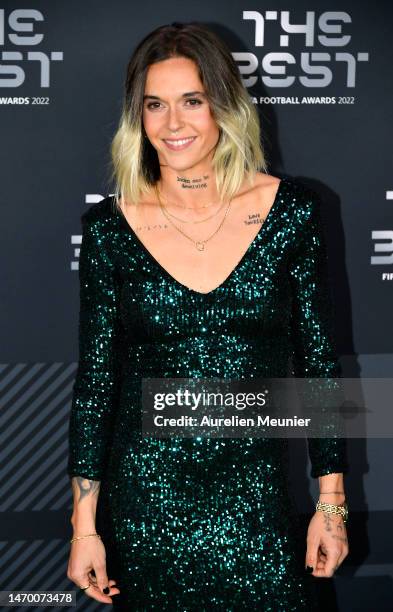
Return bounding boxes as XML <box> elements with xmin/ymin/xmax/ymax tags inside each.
<box><xmin>0</xmin><ymin>1</ymin><xmax>392</xmax><ymax>609</ymax></box>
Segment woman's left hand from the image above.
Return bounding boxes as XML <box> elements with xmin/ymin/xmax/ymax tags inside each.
<box><xmin>305</xmin><ymin>510</ymin><xmax>349</xmax><ymax>577</ymax></box>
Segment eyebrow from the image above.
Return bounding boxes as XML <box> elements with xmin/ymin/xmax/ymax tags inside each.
<box><xmin>143</xmin><ymin>91</ymin><xmax>207</xmax><ymax>101</ymax></box>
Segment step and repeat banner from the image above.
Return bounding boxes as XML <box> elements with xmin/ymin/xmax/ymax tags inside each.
<box><xmin>1</xmin><ymin>1</ymin><xmax>392</xmax><ymax>610</ymax></box>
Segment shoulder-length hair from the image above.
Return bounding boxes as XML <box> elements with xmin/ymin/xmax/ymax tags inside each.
<box><xmin>108</xmin><ymin>21</ymin><xmax>268</xmax><ymax>208</ymax></box>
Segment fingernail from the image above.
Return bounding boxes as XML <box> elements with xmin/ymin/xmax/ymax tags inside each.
<box><xmin>103</xmin><ymin>587</ymin><xmax>110</xmax><ymax>594</ymax></box>
<box><xmin>305</xmin><ymin>565</ymin><xmax>314</xmax><ymax>573</ymax></box>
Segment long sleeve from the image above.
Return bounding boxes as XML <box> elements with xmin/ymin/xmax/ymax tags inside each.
<box><xmin>288</xmin><ymin>188</ymin><xmax>349</xmax><ymax>478</ymax></box>
<box><xmin>67</xmin><ymin>207</ymin><xmax>122</xmax><ymax>481</ymax></box>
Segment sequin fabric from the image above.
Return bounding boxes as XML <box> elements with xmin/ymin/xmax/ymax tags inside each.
<box><xmin>67</xmin><ymin>177</ymin><xmax>348</xmax><ymax>610</ymax></box>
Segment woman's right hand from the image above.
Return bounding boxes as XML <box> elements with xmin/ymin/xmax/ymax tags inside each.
<box><xmin>67</xmin><ymin>536</ymin><xmax>120</xmax><ymax>604</ymax></box>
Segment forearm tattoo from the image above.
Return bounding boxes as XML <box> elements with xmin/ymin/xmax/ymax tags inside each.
<box><xmin>72</xmin><ymin>476</ymin><xmax>100</xmax><ymax>502</ymax></box>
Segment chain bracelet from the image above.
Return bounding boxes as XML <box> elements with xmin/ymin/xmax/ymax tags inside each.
<box><xmin>70</xmin><ymin>533</ymin><xmax>101</xmax><ymax>544</ymax></box>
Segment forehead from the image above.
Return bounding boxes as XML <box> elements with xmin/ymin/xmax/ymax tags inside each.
<box><xmin>144</xmin><ymin>56</ymin><xmax>202</xmax><ymax>91</ymax></box>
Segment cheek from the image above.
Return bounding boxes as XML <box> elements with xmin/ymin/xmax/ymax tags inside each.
<box><xmin>142</xmin><ymin>112</ymin><xmax>162</xmax><ymax>135</ymax></box>
<box><xmin>194</xmin><ymin>111</ymin><xmax>219</xmax><ymax>136</ymax></box>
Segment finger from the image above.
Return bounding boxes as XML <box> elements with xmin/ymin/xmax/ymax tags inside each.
<box><xmin>76</xmin><ymin>573</ymin><xmax>93</xmax><ymax>590</ymax></box>
<box><xmin>81</xmin><ymin>581</ymin><xmax>120</xmax><ymax>603</ymax></box>
<box><xmin>305</xmin><ymin>536</ymin><xmax>320</xmax><ymax>575</ymax></box>
<box><xmin>316</xmin><ymin>549</ymin><xmax>327</xmax><ymax>567</ymax></box>
<box><xmin>334</xmin><ymin>521</ymin><xmax>348</xmax><ymax>568</ymax></box>
<box><xmin>88</xmin><ymin>573</ymin><xmax>118</xmax><ymax>588</ymax></box>
<box><xmin>333</xmin><ymin>554</ymin><xmax>343</xmax><ymax>572</ymax></box>
<box><xmin>314</xmin><ymin>546</ymin><xmax>340</xmax><ymax>578</ymax></box>
<box><xmin>94</xmin><ymin>562</ymin><xmax>111</xmax><ymax>595</ymax></box>
<box><xmin>73</xmin><ymin>577</ymin><xmax>102</xmax><ymax>603</ymax></box>
<box><xmin>75</xmin><ymin>567</ymin><xmax>113</xmax><ymax>603</ymax></box>
<box><xmin>334</xmin><ymin>548</ymin><xmax>348</xmax><ymax>573</ymax></box>
<box><xmin>336</xmin><ymin>539</ymin><xmax>349</xmax><ymax>569</ymax></box>
<box><xmin>316</xmin><ymin>546</ymin><xmax>327</xmax><ymax>569</ymax></box>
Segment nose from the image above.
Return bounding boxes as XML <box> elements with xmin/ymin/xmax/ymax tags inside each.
<box><xmin>167</xmin><ymin>105</ymin><xmax>184</xmax><ymax>133</ymax></box>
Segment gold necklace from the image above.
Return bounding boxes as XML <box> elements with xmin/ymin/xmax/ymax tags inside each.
<box><xmin>158</xmin><ymin>192</ymin><xmax>224</xmax><ymax>210</ymax></box>
<box><xmin>162</xmin><ymin>198</ymin><xmax>222</xmax><ymax>210</ymax></box>
<box><xmin>154</xmin><ymin>182</ymin><xmax>223</xmax><ymax>210</ymax></box>
<box><xmin>155</xmin><ymin>184</ymin><xmax>232</xmax><ymax>251</ymax></box>
<box><xmin>157</xmin><ymin>187</ymin><xmax>227</xmax><ymax>225</ymax></box>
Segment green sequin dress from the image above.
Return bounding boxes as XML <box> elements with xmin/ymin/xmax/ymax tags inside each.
<box><xmin>67</xmin><ymin>177</ymin><xmax>348</xmax><ymax>610</ymax></box>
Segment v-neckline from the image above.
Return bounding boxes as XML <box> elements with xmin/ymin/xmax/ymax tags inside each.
<box><xmin>116</xmin><ymin>177</ymin><xmax>286</xmax><ymax>297</ymax></box>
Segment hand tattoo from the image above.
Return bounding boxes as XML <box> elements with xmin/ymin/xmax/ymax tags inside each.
<box><xmin>322</xmin><ymin>512</ymin><xmax>348</xmax><ymax>543</ymax></box>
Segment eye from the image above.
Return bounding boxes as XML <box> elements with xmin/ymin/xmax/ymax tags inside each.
<box><xmin>145</xmin><ymin>98</ymin><xmax>203</xmax><ymax>110</ymax></box>
<box><xmin>146</xmin><ymin>102</ymin><xmax>161</xmax><ymax>110</ymax></box>
<box><xmin>185</xmin><ymin>98</ymin><xmax>203</xmax><ymax>106</ymax></box>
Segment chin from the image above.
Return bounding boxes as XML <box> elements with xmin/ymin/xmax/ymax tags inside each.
<box><xmin>169</xmin><ymin>162</ymin><xmax>201</xmax><ymax>173</ymax></box>
<box><xmin>160</xmin><ymin>154</ymin><xmax>200</xmax><ymax>168</ymax></box>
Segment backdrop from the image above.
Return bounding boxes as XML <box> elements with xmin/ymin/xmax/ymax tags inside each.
<box><xmin>1</xmin><ymin>1</ymin><xmax>392</xmax><ymax>610</ymax></box>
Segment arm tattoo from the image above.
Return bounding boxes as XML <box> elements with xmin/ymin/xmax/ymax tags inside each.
<box><xmin>72</xmin><ymin>477</ymin><xmax>100</xmax><ymax>502</ymax></box>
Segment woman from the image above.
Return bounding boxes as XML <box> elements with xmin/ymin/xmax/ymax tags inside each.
<box><xmin>67</xmin><ymin>21</ymin><xmax>349</xmax><ymax>610</ymax></box>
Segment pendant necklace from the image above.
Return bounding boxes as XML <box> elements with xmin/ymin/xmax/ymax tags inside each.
<box><xmin>155</xmin><ymin>183</ymin><xmax>232</xmax><ymax>252</ymax></box>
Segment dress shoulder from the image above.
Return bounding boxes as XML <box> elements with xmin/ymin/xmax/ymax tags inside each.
<box><xmin>279</xmin><ymin>178</ymin><xmax>324</xmax><ymax>238</ymax></box>
<box><xmin>81</xmin><ymin>195</ymin><xmax>119</xmax><ymax>227</ymax></box>
<box><xmin>80</xmin><ymin>196</ymin><xmax>121</xmax><ymax>255</ymax></box>
<box><xmin>284</xmin><ymin>177</ymin><xmax>321</xmax><ymax>210</ymax></box>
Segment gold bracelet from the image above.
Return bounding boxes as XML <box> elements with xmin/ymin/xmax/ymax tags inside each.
<box><xmin>70</xmin><ymin>533</ymin><xmax>101</xmax><ymax>544</ymax></box>
<box><xmin>316</xmin><ymin>500</ymin><xmax>348</xmax><ymax>523</ymax></box>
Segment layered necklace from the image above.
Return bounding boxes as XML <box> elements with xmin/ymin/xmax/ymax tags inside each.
<box><xmin>154</xmin><ymin>183</ymin><xmax>232</xmax><ymax>252</ymax></box>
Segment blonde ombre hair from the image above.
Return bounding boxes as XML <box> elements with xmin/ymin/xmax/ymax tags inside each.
<box><xmin>108</xmin><ymin>22</ymin><xmax>268</xmax><ymax>209</ymax></box>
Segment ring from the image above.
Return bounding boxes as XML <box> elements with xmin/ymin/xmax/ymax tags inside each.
<box><xmin>80</xmin><ymin>585</ymin><xmax>90</xmax><ymax>591</ymax></box>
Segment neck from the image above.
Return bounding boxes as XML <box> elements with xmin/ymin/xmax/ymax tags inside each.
<box><xmin>157</xmin><ymin>164</ymin><xmax>222</xmax><ymax>209</ymax></box>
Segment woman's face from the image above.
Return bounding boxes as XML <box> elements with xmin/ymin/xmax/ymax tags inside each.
<box><xmin>142</xmin><ymin>56</ymin><xmax>220</xmax><ymax>173</ymax></box>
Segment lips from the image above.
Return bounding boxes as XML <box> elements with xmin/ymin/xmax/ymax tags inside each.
<box><xmin>163</xmin><ymin>136</ymin><xmax>197</xmax><ymax>151</ymax></box>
